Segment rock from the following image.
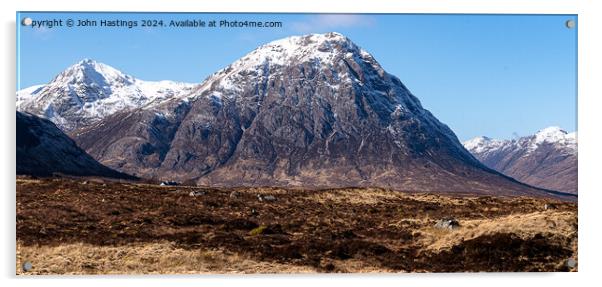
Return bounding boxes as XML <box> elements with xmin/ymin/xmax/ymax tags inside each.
<box><xmin>544</xmin><ymin>203</ymin><xmax>557</xmax><ymax>210</ymax></box>
<box><xmin>566</xmin><ymin>258</ymin><xmax>577</xmax><ymax>268</ymax></box>
<box><xmin>22</xmin><ymin>261</ymin><xmax>33</xmax><ymax>272</ymax></box>
<box><xmin>229</xmin><ymin>191</ymin><xmax>240</xmax><ymax>199</ymax></box>
<box><xmin>189</xmin><ymin>190</ymin><xmax>206</xmax><ymax>197</ymax></box>
<box><xmin>434</xmin><ymin>218</ymin><xmax>460</xmax><ymax>230</ymax></box>
<box><xmin>257</xmin><ymin>194</ymin><xmax>276</xmax><ymax>202</ymax></box>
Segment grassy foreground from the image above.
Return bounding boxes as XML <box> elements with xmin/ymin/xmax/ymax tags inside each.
<box><xmin>16</xmin><ymin>177</ymin><xmax>577</xmax><ymax>274</ymax></box>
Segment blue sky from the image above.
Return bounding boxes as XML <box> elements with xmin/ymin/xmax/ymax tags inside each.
<box><xmin>16</xmin><ymin>12</ymin><xmax>577</xmax><ymax>141</ymax></box>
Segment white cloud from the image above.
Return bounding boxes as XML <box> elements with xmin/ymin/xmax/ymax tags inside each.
<box><xmin>28</xmin><ymin>26</ymin><xmax>54</xmax><ymax>41</ymax></box>
<box><xmin>291</xmin><ymin>14</ymin><xmax>375</xmax><ymax>33</ymax></box>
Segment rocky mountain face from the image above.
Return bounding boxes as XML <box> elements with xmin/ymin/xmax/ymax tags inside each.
<box><xmin>17</xmin><ymin>59</ymin><xmax>194</xmax><ymax>132</ymax></box>
<box><xmin>16</xmin><ymin>111</ymin><xmax>134</xmax><ymax>179</ymax></box>
<box><xmin>464</xmin><ymin>127</ymin><xmax>577</xmax><ymax>194</ymax></box>
<box><xmin>68</xmin><ymin>33</ymin><xmax>573</xmax><ymax>199</ymax></box>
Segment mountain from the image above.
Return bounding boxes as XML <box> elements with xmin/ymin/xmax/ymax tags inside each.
<box><xmin>17</xmin><ymin>59</ymin><xmax>194</xmax><ymax>131</ymax></box>
<box><xmin>463</xmin><ymin>127</ymin><xmax>577</xmax><ymax>194</ymax></box>
<box><xmin>67</xmin><ymin>32</ymin><xmax>572</xmax><ymax>199</ymax></box>
<box><xmin>16</xmin><ymin>111</ymin><xmax>135</xmax><ymax>179</ymax></box>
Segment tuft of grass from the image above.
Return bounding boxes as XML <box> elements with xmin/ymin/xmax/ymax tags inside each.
<box><xmin>249</xmin><ymin>225</ymin><xmax>267</xmax><ymax>236</ymax></box>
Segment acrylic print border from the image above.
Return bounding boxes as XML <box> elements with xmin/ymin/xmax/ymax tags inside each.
<box><xmin>17</xmin><ymin>12</ymin><xmax>578</xmax><ymax>273</ymax></box>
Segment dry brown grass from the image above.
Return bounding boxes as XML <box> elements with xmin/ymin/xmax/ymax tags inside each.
<box><xmin>16</xmin><ymin>241</ymin><xmax>316</xmax><ymax>275</ymax></box>
<box><xmin>16</xmin><ymin>178</ymin><xmax>578</xmax><ymax>274</ymax></box>
<box><xmin>16</xmin><ymin>241</ymin><xmax>414</xmax><ymax>274</ymax></box>
<box><xmin>306</xmin><ymin>188</ymin><xmax>402</xmax><ymax>205</ymax></box>
<box><xmin>421</xmin><ymin>211</ymin><xmax>577</xmax><ymax>252</ymax></box>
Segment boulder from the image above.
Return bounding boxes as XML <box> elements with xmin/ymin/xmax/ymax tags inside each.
<box><xmin>544</xmin><ymin>203</ymin><xmax>557</xmax><ymax>210</ymax></box>
<box><xmin>257</xmin><ymin>194</ymin><xmax>276</xmax><ymax>202</ymax></box>
<box><xmin>189</xmin><ymin>190</ymin><xmax>206</xmax><ymax>197</ymax></box>
<box><xmin>434</xmin><ymin>218</ymin><xmax>460</xmax><ymax>230</ymax></box>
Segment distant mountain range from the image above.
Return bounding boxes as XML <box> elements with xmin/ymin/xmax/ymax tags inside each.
<box><xmin>464</xmin><ymin>127</ymin><xmax>577</xmax><ymax>194</ymax></box>
<box><xmin>17</xmin><ymin>111</ymin><xmax>134</xmax><ymax>179</ymax></box>
<box><xmin>17</xmin><ymin>59</ymin><xmax>194</xmax><ymax>131</ymax></box>
<box><xmin>15</xmin><ymin>32</ymin><xmax>575</xmax><ymax>200</ymax></box>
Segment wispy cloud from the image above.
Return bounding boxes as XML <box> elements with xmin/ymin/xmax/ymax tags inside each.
<box><xmin>29</xmin><ymin>26</ymin><xmax>54</xmax><ymax>41</ymax></box>
<box><xmin>290</xmin><ymin>14</ymin><xmax>376</xmax><ymax>33</ymax></box>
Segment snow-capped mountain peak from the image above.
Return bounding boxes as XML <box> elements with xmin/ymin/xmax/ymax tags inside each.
<box><xmin>191</xmin><ymin>32</ymin><xmax>386</xmax><ymax>100</ymax></box>
<box><xmin>463</xmin><ymin>126</ymin><xmax>577</xmax><ymax>156</ymax></box>
<box><xmin>63</xmin><ymin>58</ymin><xmax>133</xmax><ymax>84</ymax></box>
<box><xmin>530</xmin><ymin>127</ymin><xmax>576</xmax><ymax>153</ymax></box>
<box><xmin>463</xmin><ymin>126</ymin><xmax>577</xmax><ymax>194</ymax></box>
<box><xmin>16</xmin><ymin>59</ymin><xmax>195</xmax><ymax>131</ymax></box>
<box><xmin>220</xmin><ymin>32</ymin><xmax>361</xmax><ymax>69</ymax></box>
<box><xmin>50</xmin><ymin>59</ymin><xmax>135</xmax><ymax>99</ymax></box>
<box><xmin>533</xmin><ymin>126</ymin><xmax>575</xmax><ymax>146</ymax></box>
<box><xmin>463</xmin><ymin>136</ymin><xmax>504</xmax><ymax>154</ymax></box>
<box><xmin>73</xmin><ymin>32</ymin><xmax>545</xmax><ymax>198</ymax></box>
<box><xmin>251</xmin><ymin>32</ymin><xmax>362</xmax><ymax>65</ymax></box>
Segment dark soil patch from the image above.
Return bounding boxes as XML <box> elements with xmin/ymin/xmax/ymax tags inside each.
<box><xmin>419</xmin><ymin>232</ymin><xmax>573</xmax><ymax>272</ymax></box>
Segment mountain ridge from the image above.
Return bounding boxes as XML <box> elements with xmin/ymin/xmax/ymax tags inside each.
<box><xmin>16</xmin><ymin>111</ymin><xmax>135</xmax><ymax>179</ymax></box>
<box><xmin>16</xmin><ymin>33</ymin><xmax>575</xmax><ymax>200</ymax></box>
<box><xmin>464</xmin><ymin>126</ymin><xmax>577</xmax><ymax>194</ymax></box>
